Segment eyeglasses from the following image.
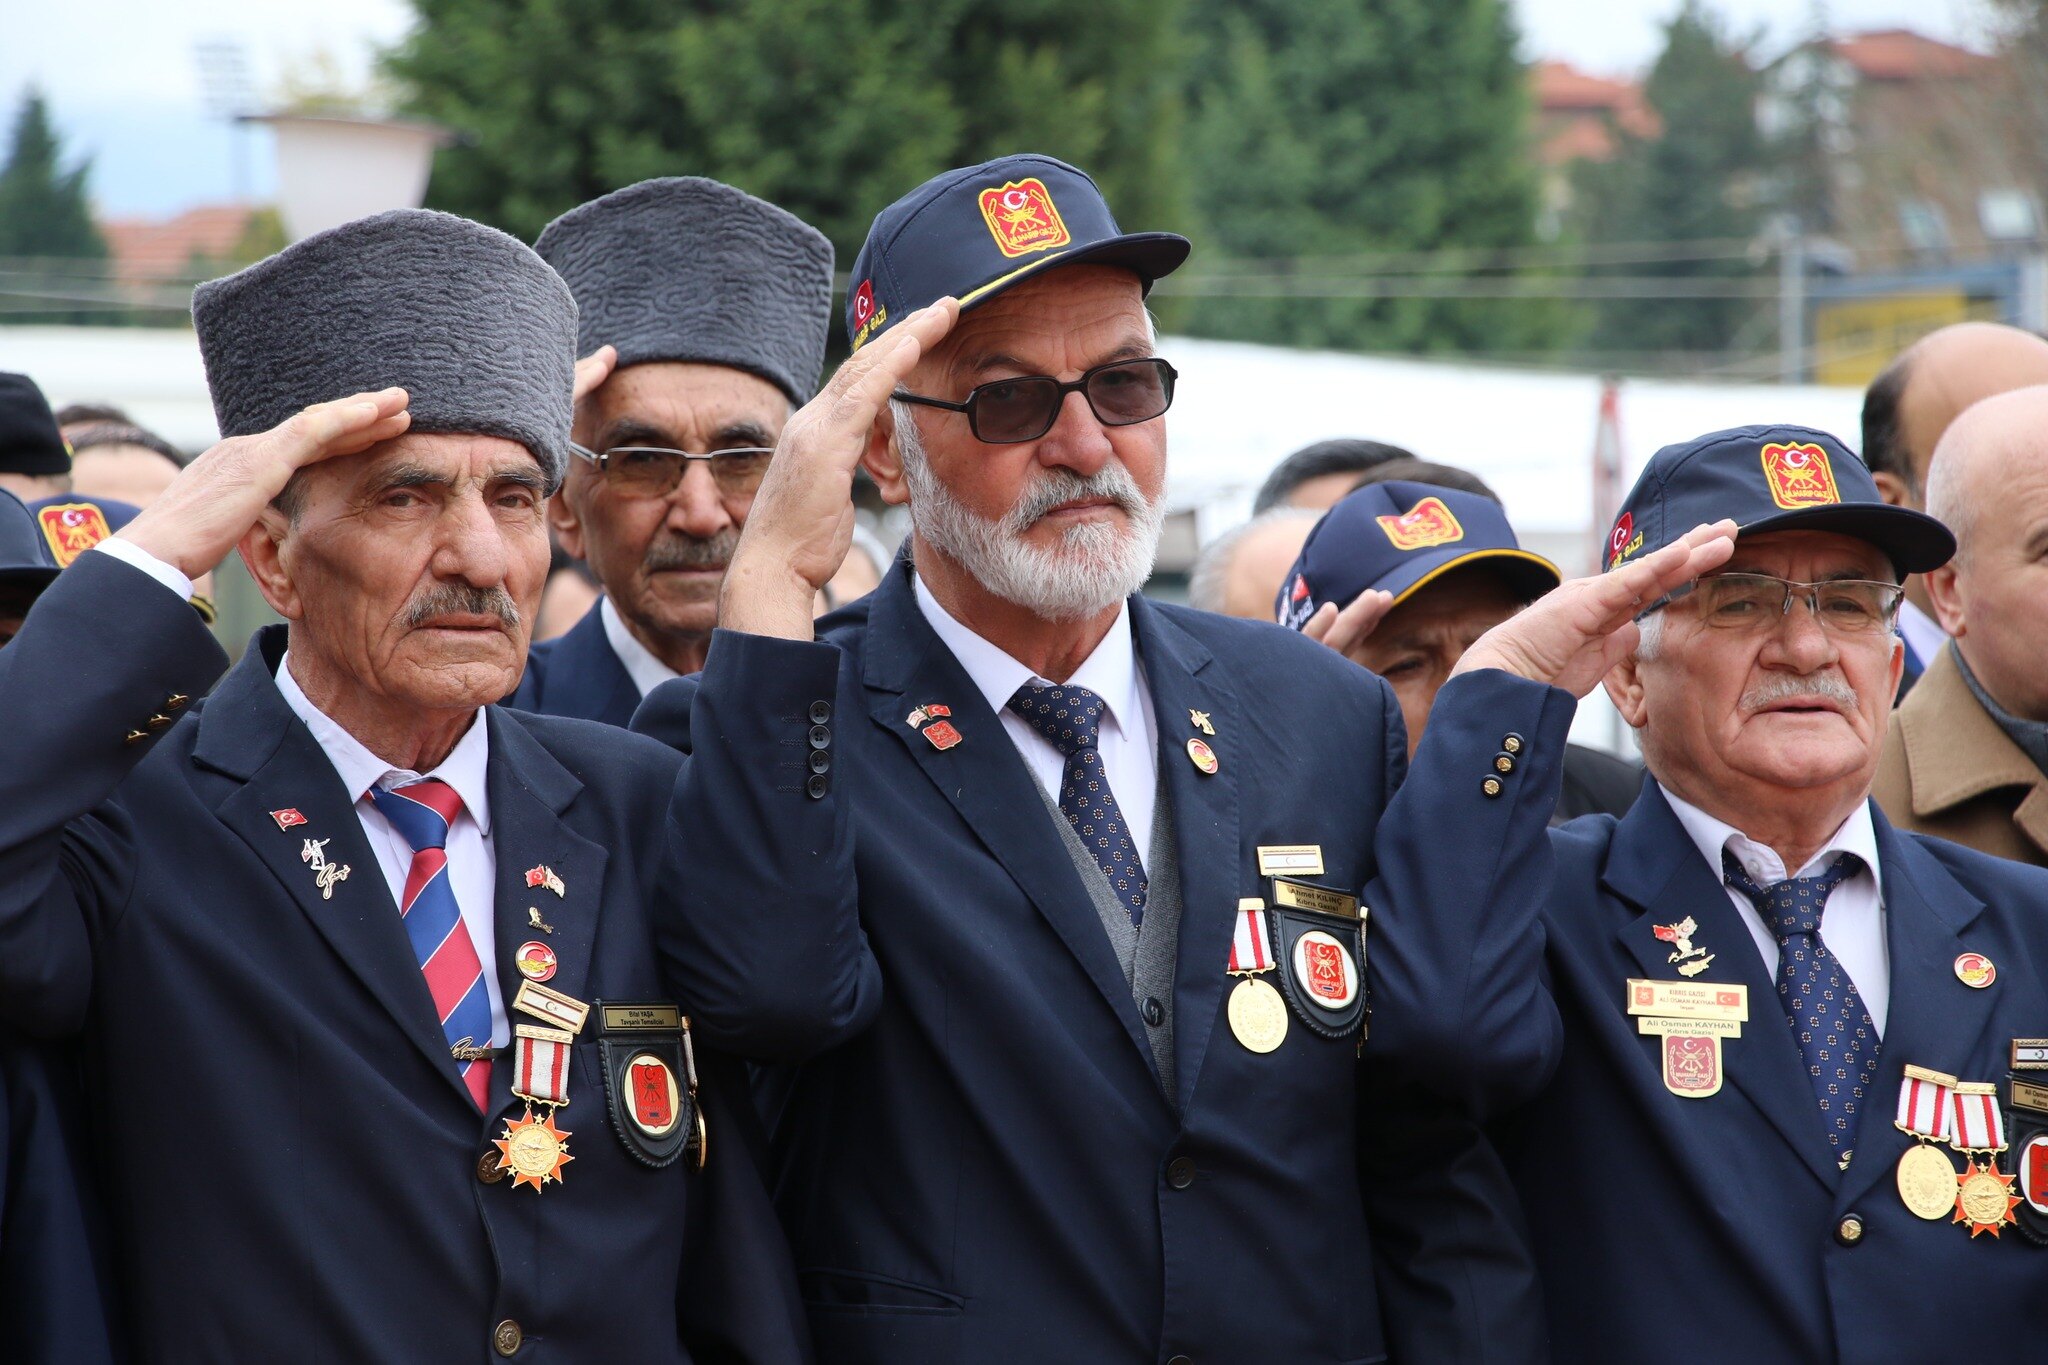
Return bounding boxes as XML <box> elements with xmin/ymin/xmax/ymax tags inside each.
<box><xmin>1659</xmin><ymin>573</ymin><xmax>1905</xmax><ymax>635</ymax></box>
<box><xmin>568</xmin><ymin>442</ymin><xmax>774</xmax><ymax>499</ymax></box>
<box><xmin>892</xmin><ymin>357</ymin><xmax>1177</xmax><ymax>444</ymax></box>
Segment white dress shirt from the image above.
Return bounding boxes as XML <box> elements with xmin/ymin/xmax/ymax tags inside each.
<box><xmin>600</xmin><ymin>595</ymin><xmax>682</xmax><ymax>697</ymax></box>
<box><xmin>1663</xmin><ymin>789</ymin><xmax>1890</xmax><ymax>1035</ymax></box>
<box><xmin>914</xmin><ymin>573</ymin><xmax>1160</xmax><ymax>864</ymax></box>
<box><xmin>274</xmin><ymin>655</ymin><xmax>510</xmax><ymax>1048</ymax></box>
<box><xmin>1897</xmin><ymin>598</ymin><xmax>1947</xmax><ymax>672</ymax></box>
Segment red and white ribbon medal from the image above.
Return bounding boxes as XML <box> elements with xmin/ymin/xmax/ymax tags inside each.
<box><xmin>1951</xmin><ymin>1081</ymin><xmax>2021</xmax><ymax>1236</ymax></box>
<box><xmin>1893</xmin><ymin>1065</ymin><xmax>1960</xmax><ymax>1220</ymax></box>
<box><xmin>1225</xmin><ymin>899</ymin><xmax>1288</xmax><ymax>1054</ymax></box>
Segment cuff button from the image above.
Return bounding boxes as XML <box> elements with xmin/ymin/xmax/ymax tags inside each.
<box><xmin>806</xmin><ymin>774</ymin><xmax>829</xmax><ymax>800</ymax></box>
<box><xmin>808</xmin><ymin>725</ymin><xmax>832</xmax><ymax>750</ymax></box>
<box><xmin>1482</xmin><ymin>777</ymin><xmax>1504</xmax><ymax>798</ymax></box>
<box><xmin>1493</xmin><ymin>752</ymin><xmax>1515</xmax><ymax>774</ymax></box>
<box><xmin>809</xmin><ymin>700</ymin><xmax>832</xmax><ymax>725</ymax></box>
<box><xmin>1502</xmin><ymin>733</ymin><xmax>1525</xmax><ymax>754</ymax></box>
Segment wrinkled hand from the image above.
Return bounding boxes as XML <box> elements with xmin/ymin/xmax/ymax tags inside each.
<box><xmin>1451</xmin><ymin>520</ymin><xmax>1738</xmax><ymax>697</ymax></box>
<box><xmin>573</xmin><ymin>346</ymin><xmax>618</xmax><ymax>404</ymax></box>
<box><xmin>117</xmin><ymin>389</ymin><xmax>412</xmax><ymax>581</ymax></box>
<box><xmin>721</xmin><ymin>300</ymin><xmax>960</xmax><ymax>640</ymax></box>
<box><xmin>1303</xmin><ymin>588</ymin><xmax>1396</xmax><ymax>658</ymax></box>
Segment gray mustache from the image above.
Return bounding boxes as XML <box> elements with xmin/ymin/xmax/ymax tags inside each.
<box><xmin>644</xmin><ymin>528</ymin><xmax>740</xmax><ymax>573</ymax></box>
<box><xmin>405</xmin><ymin>582</ymin><xmax>520</xmax><ymax>629</ymax></box>
<box><xmin>1740</xmin><ymin>670</ymin><xmax>1858</xmax><ymax>711</ymax></box>
<box><xmin>1007</xmin><ymin>465</ymin><xmax>1146</xmax><ymax>532</ymax></box>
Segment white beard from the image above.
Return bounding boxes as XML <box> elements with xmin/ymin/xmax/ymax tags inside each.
<box><xmin>892</xmin><ymin>399</ymin><xmax>1164</xmax><ymax>621</ymax></box>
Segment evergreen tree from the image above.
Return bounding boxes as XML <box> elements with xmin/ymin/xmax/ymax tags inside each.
<box><xmin>0</xmin><ymin>89</ymin><xmax>109</xmax><ymax>325</ymax></box>
<box><xmin>1574</xmin><ymin>2</ymin><xmax>1766</xmax><ymax>356</ymax></box>
<box><xmin>386</xmin><ymin>0</ymin><xmax>1184</xmax><ymax>294</ymax></box>
<box><xmin>1174</xmin><ymin>0</ymin><xmax>1561</xmax><ymax>354</ymax></box>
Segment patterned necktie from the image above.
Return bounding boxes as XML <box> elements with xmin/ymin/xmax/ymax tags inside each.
<box><xmin>1723</xmin><ymin>850</ymin><xmax>1877</xmax><ymax>1161</ymax></box>
<box><xmin>1009</xmin><ymin>682</ymin><xmax>1148</xmax><ymax>926</ymax></box>
<box><xmin>369</xmin><ymin>779</ymin><xmax>494</xmax><ymax>1112</ymax></box>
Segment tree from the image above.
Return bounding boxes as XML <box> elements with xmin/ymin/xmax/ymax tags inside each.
<box><xmin>0</xmin><ymin>88</ymin><xmax>108</xmax><ymax>325</ymax></box>
<box><xmin>1573</xmin><ymin>2</ymin><xmax>1767</xmax><ymax>357</ymax></box>
<box><xmin>1171</xmin><ymin>0</ymin><xmax>1563</xmax><ymax>354</ymax></box>
<box><xmin>385</xmin><ymin>0</ymin><xmax>1184</xmax><ymax>292</ymax></box>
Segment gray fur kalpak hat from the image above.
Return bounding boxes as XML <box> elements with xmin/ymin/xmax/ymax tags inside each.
<box><xmin>535</xmin><ymin>177</ymin><xmax>834</xmax><ymax>404</ymax></box>
<box><xmin>192</xmin><ymin>209</ymin><xmax>578</xmax><ymax>490</ymax></box>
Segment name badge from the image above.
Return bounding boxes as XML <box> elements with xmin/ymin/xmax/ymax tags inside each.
<box><xmin>1626</xmin><ymin>978</ymin><xmax>1748</xmax><ymax>1023</ymax></box>
<box><xmin>1271</xmin><ymin>875</ymin><xmax>1360</xmax><ymax>919</ymax></box>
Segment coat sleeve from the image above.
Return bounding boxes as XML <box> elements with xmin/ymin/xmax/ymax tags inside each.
<box><xmin>636</xmin><ymin>628</ymin><xmax>882</xmax><ymax>1062</ymax></box>
<box><xmin>0</xmin><ymin>552</ymin><xmax>228</xmax><ymax>1035</ymax></box>
<box><xmin>1364</xmin><ymin>669</ymin><xmax>1571</xmax><ymax>1115</ymax></box>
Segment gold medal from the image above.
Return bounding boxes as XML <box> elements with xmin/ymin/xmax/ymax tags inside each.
<box><xmin>1897</xmin><ymin>1141</ymin><xmax>1959</xmax><ymax>1220</ymax></box>
<box><xmin>1955</xmin><ymin>1157</ymin><xmax>2022</xmax><ymax>1237</ymax></box>
<box><xmin>1228</xmin><ymin>975</ymin><xmax>1289</xmax><ymax>1054</ymax></box>
<box><xmin>494</xmin><ymin>1107</ymin><xmax>574</xmax><ymax>1192</ymax></box>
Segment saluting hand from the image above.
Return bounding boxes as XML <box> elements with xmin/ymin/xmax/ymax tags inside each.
<box><xmin>721</xmin><ymin>300</ymin><xmax>961</xmax><ymax>641</ymax></box>
<box><xmin>1302</xmin><ymin>587</ymin><xmax>1397</xmax><ymax>658</ymax></box>
<box><xmin>1451</xmin><ymin>520</ymin><xmax>1739</xmax><ymax>697</ymax></box>
<box><xmin>116</xmin><ymin>389</ymin><xmax>412</xmax><ymax>582</ymax></box>
<box><xmin>573</xmin><ymin>345</ymin><xmax>618</xmax><ymax>404</ymax></box>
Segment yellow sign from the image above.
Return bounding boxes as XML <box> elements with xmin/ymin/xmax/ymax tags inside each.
<box><xmin>1812</xmin><ymin>293</ymin><xmax>1997</xmax><ymax>387</ymax></box>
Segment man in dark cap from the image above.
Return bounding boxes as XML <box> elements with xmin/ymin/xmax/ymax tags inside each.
<box><xmin>0</xmin><ymin>208</ymin><xmax>861</xmax><ymax>1361</ymax></box>
<box><xmin>0</xmin><ymin>373</ymin><xmax>72</xmax><ymax>504</ymax></box>
<box><xmin>1483</xmin><ymin>425</ymin><xmax>2048</xmax><ymax>1360</ymax></box>
<box><xmin>510</xmin><ymin>177</ymin><xmax>834</xmax><ymax>724</ymax></box>
<box><xmin>1282</xmin><ymin>478</ymin><xmax>1643</xmax><ymax>821</ymax></box>
<box><xmin>635</xmin><ymin>152</ymin><xmax>1733</xmax><ymax>1364</ymax></box>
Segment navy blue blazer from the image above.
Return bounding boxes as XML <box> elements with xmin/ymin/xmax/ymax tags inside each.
<box><xmin>0</xmin><ymin>1034</ymin><xmax>123</xmax><ymax>1363</ymax></box>
<box><xmin>1499</xmin><ymin>784</ymin><xmax>2048</xmax><ymax>1361</ymax></box>
<box><xmin>0</xmin><ymin>552</ymin><xmax>866</xmax><ymax>1363</ymax></box>
<box><xmin>510</xmin><ymin>600</ymin><xmax>641</xmax><ymax>727</ymax></box>
<box><xmin>635</xmin><ymin>562</ymin><xmax>1574</xmax><ymax>1365</ymax></box>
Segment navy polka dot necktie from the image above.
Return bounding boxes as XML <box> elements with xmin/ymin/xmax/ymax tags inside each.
<box><xmin>1009</xmin><ymin>682</ymin><xmax>1147</xmax><ymax>926</ymax></box>
<box><xmin>1723</xmin><ymin>850</ymin><xmax>1878</xmax><ymax>1161</ymax></box>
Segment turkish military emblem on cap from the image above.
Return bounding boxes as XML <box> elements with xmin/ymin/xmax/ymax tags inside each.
<box><xmin>1604</xmin><ymin>424</ymin><xmax>1952</xmax><ymax>578</ymax></box>
<box><xmin>845</xmin><ymin>153</ymin><xmax>1190</xmax><ymax>352</ymax></box>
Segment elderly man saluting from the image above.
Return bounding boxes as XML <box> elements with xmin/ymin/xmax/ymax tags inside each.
<box><xmin>0</xmin><ymin>210</ymin><xmax>866</xmax><ymax>1361</ymax></box>
<box><xmin>1493</xmin><ymin>426</ymin><xmax>2048</xmax><ymax>1361</ymax></box>
<box><xmin>638</xmin><ymin>153</ymin><xmax>1735</xmax><ymax>1364</ymax></box>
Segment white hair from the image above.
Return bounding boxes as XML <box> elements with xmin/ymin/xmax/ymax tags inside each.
<box><xmin>1634</xmin><ymin>609</ymin><xmax>1664</xmax><ymax>661</ymax></box>
<box><xmin>1188</xmin><ymin>507</ymin><xmax>1320</xmax><ymax>614</ymax></box>
<box><xmin>890</xmin><ymin>398</ymin><xmax>1164</xmax><ymax>620</ymax></box>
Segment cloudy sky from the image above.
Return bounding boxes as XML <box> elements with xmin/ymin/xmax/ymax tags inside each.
<box><xmin>1</xmin><ymin>0</ymin><xmax>1993</xmax><ymax>219</ymax></box>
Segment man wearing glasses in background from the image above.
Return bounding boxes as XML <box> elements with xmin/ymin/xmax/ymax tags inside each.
<box><xmin>511</xmin><ymin>177</ymin><xmax>834</xmax><ymax>724</ymax></box>
<box><xmin>635</xmin><ymin>153</ymin><xmax>1734</xmax><ymax>1364</ymax></box>
<box><xmin>1490</xmin><ymin>426</ymin><xmax>2048</xmax><ymax>1361</ymax></box>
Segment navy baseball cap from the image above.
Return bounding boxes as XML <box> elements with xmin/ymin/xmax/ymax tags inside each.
<box><xmin>844</xmin><ymin>153</ymin><xmax>1190</xmax><ymax>352</ymax></box>
<box><xmin>0</xmin><ymin>489</ymin><xmax>60</xmax><ymax>596</ymax></box>
<box><xmin>25</xmin><ymin>494</ymin><xmax>140</xmax><ymax>570</ymax></box>
<box><xmin>1604</xmin><ymin>424</ymin><xmax>1953</xmax><ymax>578</ymax></box>
<box><xmin>1277</xmin><ymin>481</ymin><xmax>1561</xmax><ymax>630</ymax></box>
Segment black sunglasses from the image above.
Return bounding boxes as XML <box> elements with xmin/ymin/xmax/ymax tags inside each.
<box><xmin>892</xmin><ymin>357</ymin><xmax>1177</xmax><ymax>444</ymax></box>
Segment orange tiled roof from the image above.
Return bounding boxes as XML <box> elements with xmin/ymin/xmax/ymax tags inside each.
<box><xmin>1829</xmin><ymin>29</ymin><xmax>1990</xmax><ymax>81</ymax></box>
<box><xmin>1531</xmin><ymin>59</ymin><xmax>1660</xmax><ymax>139</ymax></box>
<box><xmin>99</xmin><ymin>204</ymin><xmax>258</xmax><ymax>283</ymax></box>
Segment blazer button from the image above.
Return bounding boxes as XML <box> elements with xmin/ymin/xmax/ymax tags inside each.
<box><xmin>1143</xmin><ymin>996</ymin><xmax>1165</xmax><ymax>1027</ymax></box>
<box><xmin>1168</xmin><ymin>1356</ymin><xmax>1193</xmax><ymax>1365</ymax></box>
<box><xmin>493</xmin><ymin>1319</ymin><xmax>523</xmax><ymax>1356</ymax></box>
<box><xmin>1482</xmin><ymin>777</ymin><xmax>1504</xmax><ymax>798</ymax></box>
<box><xmin>477</xmin><ymin>1150</ymin><xmax>507</xmax><ymax>1185</ymax></box>
<box><xmin>164</xmin><ymin>693</ymin><xmax>191</xmax><ymax>711</ymax></box>
<box><xmin>808</xmin><ymin>725</ymin><xmax>832</xmax><ymax>750</ymax></box>
<box><xmin>809</xmin><ymin>700</ymin><xmax>832</xmax><ymax>725</ymax></box>
<box><xmin>1492</xmin><ymin>751</ymin><xmax>1515</xmax><ymax>774</ymax></box>
<box><xmin>1166</xmin><ymin>1156</ymin><xmax>1196</xmax><ymax>1189</ymax></box>
<box><xmin>1502</xmin><ymin>733</ymin><xmax>1525</xmax><ymax>754</ymax></box>
<box><xmin>146</xmin><ymin>713</ymin><xmax>174</xmax><ymax>732</ymax></box>
<box><xmin>808</xmin><ymin>749</ymin><xmax>832</xmax><ymax>774</ymax></box>
<box><xmin>124</xmin><ymin>729</ymin><xmax>149</xmax><ymax>746</ymax></box>
<box><xmin>1834</xmin><ymin>1214</ymin><xmax>1864</xmax><ymax>1247</ymax></box>
<box><xmin>806</xmin><ymin>774</ymin><xmax>829</xmax><ymax>800</ymax></box>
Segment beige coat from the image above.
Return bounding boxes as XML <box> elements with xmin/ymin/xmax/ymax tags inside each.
<box><xmin>1873</xmin><ymin>646</ymin><xmax>2048</xmax><ymax>866</ymax></box>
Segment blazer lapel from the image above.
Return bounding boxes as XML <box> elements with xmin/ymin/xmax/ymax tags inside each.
<box><xmin>1604</xmin><ymin>785</ymin><xmax>1837</xmax><ymax>1189</ymax></box>
<box><xmin>1129</xmin><ymin>600</ymin><xmax>1242</xmax><ymax>1112</ymax></box>
<box><xmin>481</xmin><ymin>710</ymin><xmax>609</xmax><ymax>1121</ymax></box>
<box><xmin>860</xmin><ymin>567</ymin><xmax>1161</xmax><ymax>1084</ymax></box>
<box><xmin>557</xmin><ymin>603</ymin><xmax>642</xmax><ymax>728</ymax></box>
<box><xmin>194</xmin><ymin>632</ymin><xmax>476</xmax><ymax>1108</ymax></box>
<box><xmin>1838</xmin><ymin>810</ymin><xmax>1996</xmax><ymax>1209</ymax></box>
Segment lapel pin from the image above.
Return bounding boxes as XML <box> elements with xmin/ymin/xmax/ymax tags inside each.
<box><xmin>270</xmin><ymin>807</ymin><xmax>308</xmax><ymax>832</ymax></box>
<box><xmin>923</xmin><ymin>720</ymin><xmax>963</xmax><ymax>751</ymax></box>
<box><xmin>906</xmin><ymin>706</ymin><xmax>929</xmax><ymax>729</ymax></box>
<box><xmin>1956</xmin><ymin>952</ymin><xmax>1997</xmax><ymax>989</ymax></box>
<box><xmin>299</xmin><ymin>837</ymin><xmax>351</xmax><ymax>901</ymax></box>
<box><xmin>515</xmin><ymin>941</ymin><xmax>559</xmax><ymax>982</ymax></box>
<box><xmin>1189</xmin><ymin>709</ymin><xmax>1215</xmax><ymax>736</ymax></box>
<box><xmin>524</xmin><ymin>865</ymin><xmax>566</xmax><ymax>899</ymax></box>
<box><xmin>926</xmin><ymin>704</ymin><xmax>951</xmax><ymax>718</ymax></box>
<box><xmin>1653</xmin><ymin>916</ymin><xmax>1715</xmax><ymax>978</ymax></box>
<box><xmin>1186</xmin><ymin>737</ymin><xmax>1219</xmax><ymax>775</ymax></box>
<box><xmin>528</xmin><ymin>906</ymin><xmax>555</xmax><ymax>934</ymax></box>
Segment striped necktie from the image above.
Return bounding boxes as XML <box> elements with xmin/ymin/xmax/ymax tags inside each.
<box><xmin>369</xmin><ymin>779</ymin><xmax>494</xmax><ymax>1112</ymax></box>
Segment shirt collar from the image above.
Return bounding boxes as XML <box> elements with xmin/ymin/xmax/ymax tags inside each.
<box><xmin>1897</xmin><ymin>597</ymin><xmax>1947</xmax><ymax>669</ymax></box>
<box><xmin>1661</xmin><ymin>785</ymin><xmax>1880</xmax><ymax>895</ymax></box>
<box><xmin>274</xmin><ymin>652</ymin><xmax>494</xmax><ymax>835</ymax></box>
<box><xmin>912</xmin><ymin>572</ymin><xmax>1143</xmax><ymax>738</ymax></box>
<box><xmin>600</xmin><ymin>596</ymin><xmax>682</xmax><ymax>697</ymax></box>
